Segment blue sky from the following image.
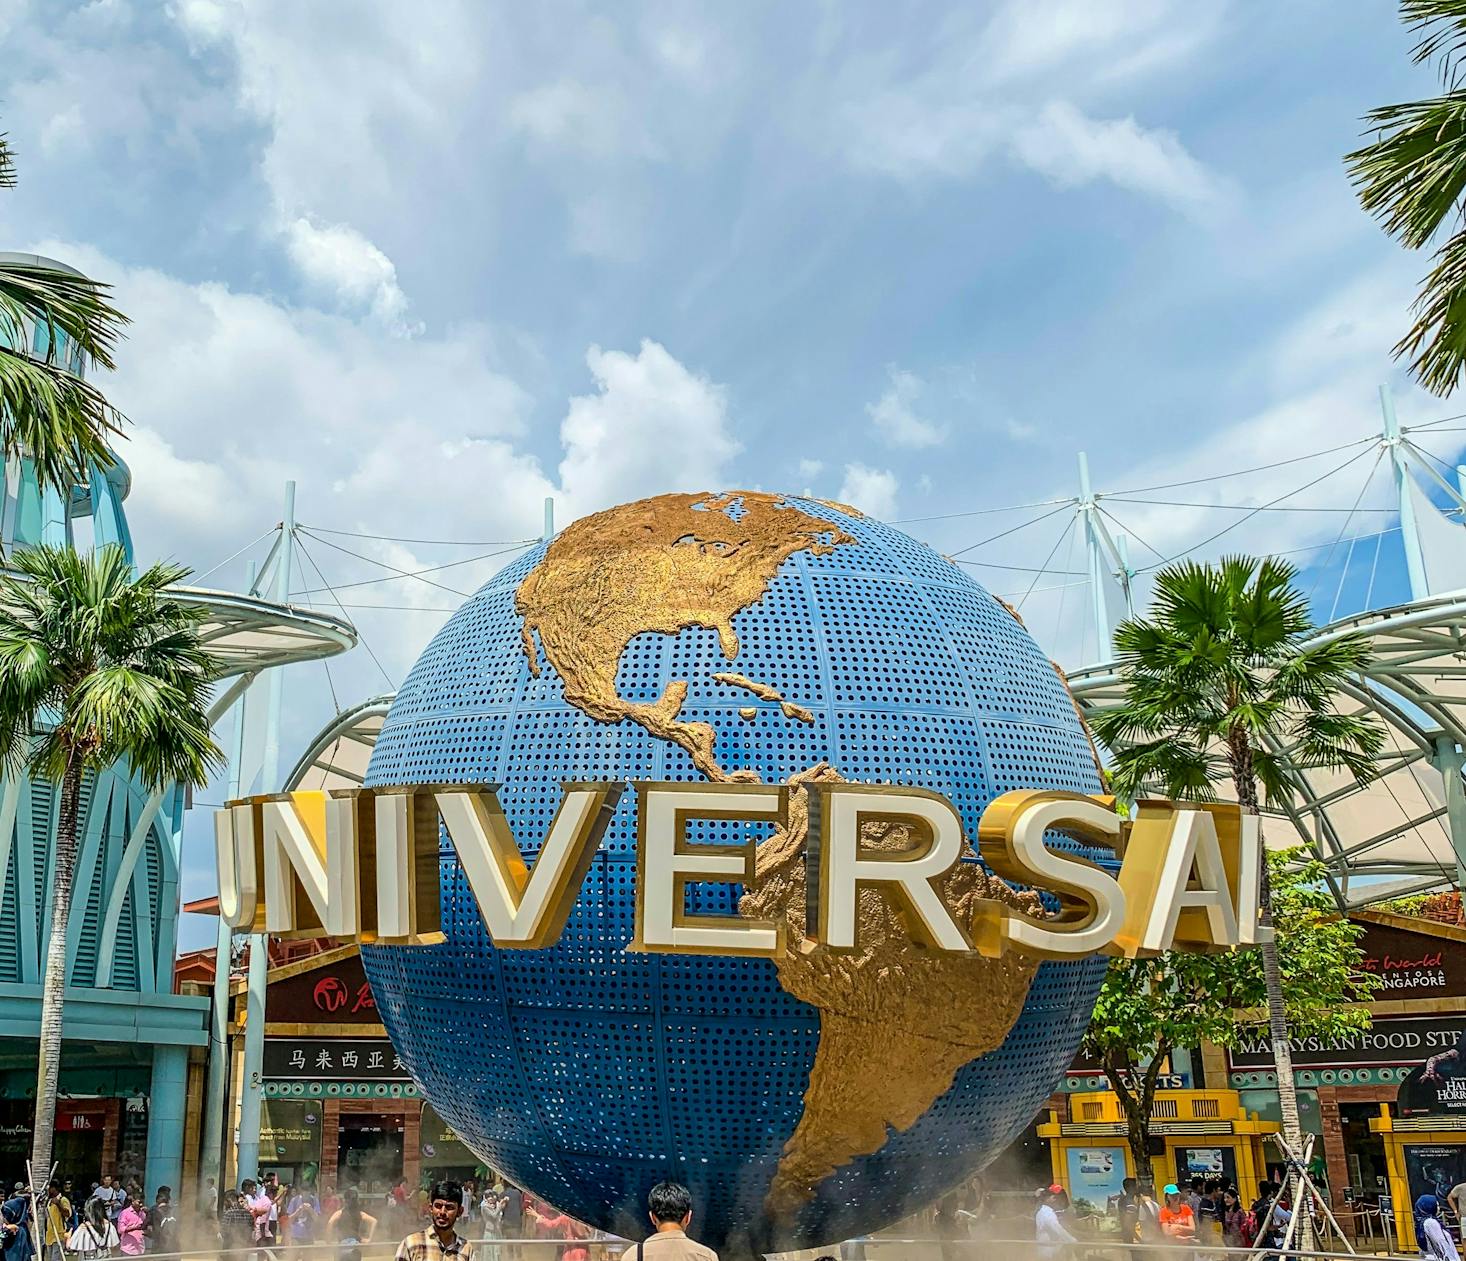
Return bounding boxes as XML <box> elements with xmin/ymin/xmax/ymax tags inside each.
<box><xmin>3</xmin><ymin>1</ymin><xmax>1464</xmax><ymax>943</ymax></box>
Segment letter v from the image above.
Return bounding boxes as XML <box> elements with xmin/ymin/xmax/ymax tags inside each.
<box><xmin>437</xmin><ymin>782</ymin><xmax>624</xmax><ymax>948</ymax></box>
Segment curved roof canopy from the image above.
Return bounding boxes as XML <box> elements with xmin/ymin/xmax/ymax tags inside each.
<box><xmin>174</xmin><ymin>585</ymin><xmax>356</xmax><ymax>678</ymax></box>
<box><xmin>285</xmin><ymin>694</ymin><xmax>393</xmax><ymax>791</ymax></box>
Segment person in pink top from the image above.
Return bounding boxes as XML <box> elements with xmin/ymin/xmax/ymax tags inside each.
<box><xmin>116</xmin><ymin>1193</ymin><xmax>147</xmax><ymax>1256</ymax></box>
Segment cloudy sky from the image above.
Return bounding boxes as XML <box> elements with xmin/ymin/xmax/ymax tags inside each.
<box><xmin>3</xmin><ymin>1</ymin><xmax>1463</xmax><ymax>942</ymax></box>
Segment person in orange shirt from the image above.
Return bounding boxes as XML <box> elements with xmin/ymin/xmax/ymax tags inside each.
<box><xmin>1158</xmin><ymin>1185</ymin><xmax>1197</xmax><ymax>1240</ymax></box>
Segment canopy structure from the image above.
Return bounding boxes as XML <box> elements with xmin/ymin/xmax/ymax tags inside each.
<box><xmin>177</xmin><ymin>585</ymin><xmax>356</xmax><ymax>678</ymax></box>
<box><xmin>285</xmin><ymin>693</ymin><xmax>393</xmax><ymax>791</ymax></box>
<box><xmin>1061</xmin><ymin>392</ymin><xmax>1466</xmax><ymax>911</ymax></box>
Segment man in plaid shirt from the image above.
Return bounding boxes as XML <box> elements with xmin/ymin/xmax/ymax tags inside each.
<box><xmin>395</xmin><ymin>1181</ymin><xmax>475</xmax><ymax>1261</ymax></box>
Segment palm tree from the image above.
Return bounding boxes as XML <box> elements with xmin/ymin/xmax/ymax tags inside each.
<box><xmin>1088</xmin><ymin>557</ymin><xmax>1384</xmax><ymax>1203</ymax></box>
<box><xmin>0</xmin><ymin>545</ymin><xmax>223</xmax><ymax>1180</ymax></box>
<box><xmin>0</xmin><ymin>128</ymin><xmax>128</xmax><ymax>488</ymax></box>
<box><xmin>1347</xmin><ymin>1</ymin><xmax>1466</xmax><ymax>395</ymax></box>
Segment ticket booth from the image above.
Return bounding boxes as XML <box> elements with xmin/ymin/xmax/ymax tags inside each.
<box><xmin>1040</xmin><ymin>1089</ymin><xmax>1277</xmax><ymax>1205</ymax></box>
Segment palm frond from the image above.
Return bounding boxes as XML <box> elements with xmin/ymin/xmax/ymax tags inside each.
<box><xmin>0</xmin><ymin>348</ymin><xmax>121</xmax><ymax>488</ymax></box>
<box><xmin>1289</xmin><ymin>709</ymin><xmax>1388</xmax><ymax>779</ymax></box>
<box><xmin>1397</xmin><ymin>226</ymin><xmax>1466</xmax><ymax>395</ymax></box>
<box><xmin>0</xmin><ymin>262</ymin><xmax>128</xmax><ymax>370</ymax></box>
<box><xmin>1108</xmin><ymin>738</ymin><xmax>1219</xmax><ymax>805</ymax></box>
<box><xmin>1405</xmin><ymin>0</ymin><xmax>1466</xmax><ymax>83</ymax></box>
<box><xmin>1251</xmin><ymin>749</ymin><xmax>1296</xmax><ymax>806</ymax></box>
<box><xmin>0</xmin><ymin>260</ymin><xmax>129</xmax><ymax>488</ymax></box>
<box><xmin>1348</xmin><ymin>92</ymin><xmax>1466</xmax><ymax>248</ymax></box>
<box><xmin>0</xmin><ymin>545</ymin><xmax>223</xmax><ymax>790</ymax></box>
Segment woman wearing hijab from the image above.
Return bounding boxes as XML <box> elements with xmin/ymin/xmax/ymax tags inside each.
<box><xmin>1</xmin><ymin>1185</ymin><xmax>33</xmax><ymax>1261</ymax></box>
<box><xmin>1418</xmin><ymin>1195</ymin><xmax>1458</xmax><ymax>1260</ymax></box>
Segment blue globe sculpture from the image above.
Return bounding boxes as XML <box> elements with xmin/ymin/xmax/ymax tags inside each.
<box><xmin>362</xmin><ymin>492</ymin><xmax>1108</xmax><ymax>1257</ymax></box>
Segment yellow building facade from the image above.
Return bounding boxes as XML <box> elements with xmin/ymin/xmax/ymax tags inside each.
<box><xmin>1039</xmin><ymin>1089</ymin><xmax>1276</xmax><ymax>1205</ymax></box>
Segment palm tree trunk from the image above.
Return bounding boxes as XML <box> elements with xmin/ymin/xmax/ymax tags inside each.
<box><xmin>30</xmin><ymin>756</ymin><xmax>83</xmax><ymax>1183</ymax></box>
<box><xmin>1229</xmin><ymin>728</ymin><xmax>1308</xmax><ymax>1243</ymax></box>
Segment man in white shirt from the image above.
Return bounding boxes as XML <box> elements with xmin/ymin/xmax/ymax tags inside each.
<box><xmin>620</xmin><ymin>1182</ymin><xmax>716</xmax><ymax>1261</ymax></box>
<box><xmin>1035</xmin><ymin>1185</ymin><xmax>1077</xmax><ymax>1261</ymax></box>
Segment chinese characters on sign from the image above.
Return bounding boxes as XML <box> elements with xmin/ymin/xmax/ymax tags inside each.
<box><xmin>263</xmin><ymin>1038</ymin><xmax>410</xmax><ymax>1081</ymax></box>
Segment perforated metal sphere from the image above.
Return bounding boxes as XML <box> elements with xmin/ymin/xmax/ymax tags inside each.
<box><xmin>362</xmin><ymin>494</ymin><xmax>1106</xmax><ymax>1257</ymax></box>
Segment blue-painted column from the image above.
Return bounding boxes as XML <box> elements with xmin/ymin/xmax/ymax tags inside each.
<box><xmin>145</xmin><ymin>1044</ymin><xmax>188</xmax><ymax>1197</ymax></box>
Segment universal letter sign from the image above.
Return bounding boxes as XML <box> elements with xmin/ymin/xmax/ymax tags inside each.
<box><xmin>214</xmin><ymin>783</ymin><xmax>1269</xmax><ymax>960</ymax></box>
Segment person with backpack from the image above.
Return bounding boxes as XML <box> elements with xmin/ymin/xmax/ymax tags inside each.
<box><xmin>1249</xmin><ymin>1181</ymin><xmax>1281</xmax><ymax>1252</ymax></box>
<box><xmin>1116</xmin><ymin>1178</ymin><xmax>1140</xmax><ymax>1245</ymax></box>
<box><xmin>1221</xmin><ymin>1188</ymin><xmax>1247</xmax><ymax>1248</ymax></box>
<box><xmin>66</xmin><ymin>1197</ymin><xmax>118</xmax><ymax>1259</ymax></box>
<box><xmin>286</xmin><ymin>1183</ymin><xmax>319</xmax><ymax>1250</ymax></box>
<box><xmin>619</xmin><ymin>1182</ymin><xmax>715</xmax><ymax>1261</ymax></box>
<box><xmin>1135</xmin><ymin>1181</ymin><xmax>1163</xmax><ymax>1245</ymax></box>
<box><xmin>328</xmin><ymin>1186</ymin><xmax>378</xmax><ymax>1261</ymax></box>
<box><xmin>1034</xmin><ymin>1185</ymin><xmax>1077</xmax><ymax>1261</ymax></box>
<box><xmin>218</xmin><ymin>1191</ymin><xmax>254</xmax><ymax>1254</ymax></box>
<box><xmin>1418</xmin><ymin>1195</ymin><xmax>1458</xmax><ymax>1260</ymax></box>
<box><xmin>144</xmin><ymin>1188</ymin><xmax>177</xmax><ymax>1256</ymax></box>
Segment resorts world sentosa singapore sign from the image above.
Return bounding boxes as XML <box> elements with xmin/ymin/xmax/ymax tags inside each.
<box><xmin>215</xmin><ymin>782</ymin><xmax>1268</xmax><ymax>962</ymax></box>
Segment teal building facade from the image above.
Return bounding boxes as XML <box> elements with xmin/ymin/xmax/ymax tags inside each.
<box><xmin>0</xmin><ymin>253</ymin><xmax>203</xmax><ymax>1194</ymax></box>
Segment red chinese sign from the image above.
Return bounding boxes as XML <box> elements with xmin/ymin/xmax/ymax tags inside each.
<box><xmin>269</xmin><ymin>952</ymin><xmax>379</xmax><ymax>1023</ymax></box>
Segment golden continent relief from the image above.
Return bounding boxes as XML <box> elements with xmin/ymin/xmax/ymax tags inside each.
<box><xmin>515</xmin><ymin>491</ymin><xmax>850</xmax><ymax>781</ymax></box>
<box><xmin>513</xmin><ymin>491</ymin><xmax>1040</xmax><ymax>1219</ymax></box>
<box><xmin>739</xmin><ymin>765</ymin><xmax>1042</xmax><ymax>1218</ymax></box>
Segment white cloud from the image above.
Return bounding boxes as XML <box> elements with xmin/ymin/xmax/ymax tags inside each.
<box><xmin>27</xmin><ymin>240</ymin><xmax>539</xmax><ymax>651</ymax></box>
<box><xmin>835</xmin><ymin>2</ymin><xmax>1226</xmax><ymax>211</ymax></box>
<box><xmin>25</xmin><ymin>242</ymin><xmax>750</xmax><ymax>718</ymax></box>
<box><xmin>867</xmin><ymin>368</ymin><xmax>947</xmax><ymax>449</ymax></box>
<box><xmin>169</xmin><ymin>2</ymin><xmax>465</xmax><ymax>319</ymax></box>
<box><xmin>118</xmin><ymin>427</ymin><xmax>235</xmax><ymax>539</ymax></box>
<box><xmin>283</xmin><ymin>216</ymin><xmax>419</xmax><ymax>334</ymax></box>
<box><xmin>797</xmin><ymin>458</ymin><xmax>824</xmax><ymax>478</ymax></box>
<box><xmin>849</xmin><ymin>96</ymin><xmax>1222</xmax><ymax>210</ymax></box>
<box><xmin>558</xmin><ymin>339</ymin><xmax>740</xmax><ymax>514</ymax></box>
<box><xmin>1013</xmin><ymin>101</ymin><xmax>1222</xmax><ymax>210</ymax></box>
<box><xmin>977</xmin><ymin>0</ymin><xmax>1221</xmax><ymax>87</ymax></box>
<box><xmin>838</xmin><ymin>464</ymin><xmax>899</xmax><ymax>520</ymax></box>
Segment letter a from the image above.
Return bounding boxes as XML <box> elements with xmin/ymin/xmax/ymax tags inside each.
<box><xmin>1121</xmin><ymin>805</ymin><xmax>1240</xmax><ymax>954</ymax></box>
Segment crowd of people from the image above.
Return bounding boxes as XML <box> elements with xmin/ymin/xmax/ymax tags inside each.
<box><xmin>0</xmin><ymin>1176</ymin><xmax>177</xmax><ymax>1260</ymax></box>
<box><xmin>1</xmin><ymin>1166</ymin><xmax>1415</xmax><ymax>1261</ymax></box>
<box><xmin>1108</xmin><ymin>1175</ymin><xmax>1293</xmax><ymax>1250</ymax></box>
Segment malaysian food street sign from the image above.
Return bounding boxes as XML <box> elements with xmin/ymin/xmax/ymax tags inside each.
<box><xmin>215</xmin><ymin>784</ymin><xmax>1266</xmax><ymax>962</ymax></box>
